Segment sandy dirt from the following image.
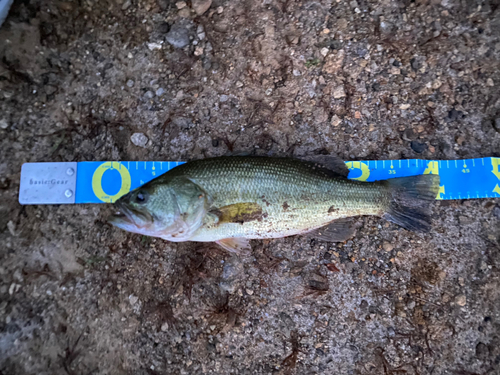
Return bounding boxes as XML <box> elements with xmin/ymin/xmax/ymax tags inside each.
<box><xmin>1</xmin><ymin>0</ymin><xmax>500</xmax><ymax>374</ymax></box>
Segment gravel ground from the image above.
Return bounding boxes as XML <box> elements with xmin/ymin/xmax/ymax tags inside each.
<box><xmin>1</xmin><ymin>0</ymin><xmax>500</xmax><ymax>374</ymax></box>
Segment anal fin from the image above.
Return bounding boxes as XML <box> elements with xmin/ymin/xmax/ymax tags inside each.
<box><xmin>306</xmin><ymin>219</ymin><xmax>355</xmax><ymax>242</ymax></box>
<box><xmin>216</xmin><ymin>238</ymin><xmax>252</xmax><ymax>254</ymax></box>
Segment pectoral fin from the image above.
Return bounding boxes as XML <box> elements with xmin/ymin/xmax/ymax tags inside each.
<box><xmin>210</xmin><ymin>202</ymin><xmax>264</xmax><ymax>224</ymax></box>
<box><xmin>306</xmin><ymin>219</ymin><xmax>355</xmax><ymax>242</ymax></box>
<box><xmin>216</xmin><ymin>238</ymin><xmax>251</xmax><ymax>254</ymax></box>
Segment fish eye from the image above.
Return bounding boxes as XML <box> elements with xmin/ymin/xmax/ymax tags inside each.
<box><xmin>135</xmin><ymin>191</ymin><xmax>148</xmax><ymax>204</ymax></box>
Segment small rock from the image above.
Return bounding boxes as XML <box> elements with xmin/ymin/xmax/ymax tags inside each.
<box><xmin>447</xmin><ymin>108</ymin><xmax>463</xmax><ymax>122</ymax></box>
<box><xmin>379</xmin><ymin>20</ymin><xmax>394</xmax><ymax>36</ymax></box>
<box><xmin>121</xmin><ymin>0</ymin><xmax>132</xmax><ymax>10</ymax></box>
<box><xmin>410</xmin><ymin>57</ymin><xmax>423</xmax><ymax>71</ymax></box>
<box><xmin>330</xmin><ymin>115</ymin><xmax>341</xmax><ymax>127</ymax></box>
<box><xmin>0</xmin><ymin>119</ymin><xmax>9</xmax><ymax>129</ymax></box>
<box><xmin>158</xmin><ymin>22</ymin><xmax>170</xmax><ymax>34</ymax></box>
<box><xmin>126</xmin><ymin>79</ymin><xmax>135</xmax><ymax>88</ymax></box>
<box><xmin>216</xmin><ymin>6</ymin><xmax>223</xmax><ymax>13</ymax></box>
<box><xmin>246</xmin><ymin>289</ymin><xmax>254</xmax><ymax>295</ymax></box>
<box><xmin>455</xmin><ymin>294</ymin><xmax>466</xmax><ymax>306</ymax></box>
<box><xmin>131</xmin><ymin>133</ymin><xmax>149</xmax><ymax>148</ymax></box>
<box><xmin>144</xmin><ymin>91</ymin><xmax>155</xmax><ymax>99</ymax></box>
<box><xmin>192</xmin><ymin>0</ymin><xmax>212</xmax><ymax>15</ymax></box>
<box><xmin>320</xmin><ymin>47</ymin><xmax>329</xmax><ymax>57</ymax></box>
<box><xmin>165</xmin><ymin>20</ymin><xmax>192</xmax><ymax>48</ymax></box>
<box><xmin>129</xmin><ymin>294</ymin><xmax>139</xmax><ymax>306</ymax></box>
<box><xmin>220</xmin><ymin>94</ymin><xmax>229</xmax><ymax>102</ymax></box>
<box><xmin>383</xmin><ymin>242</ymin><xmax>394</xmax><ymax>252</ymax></box>
<box><xmin>486</xmin><ymin>78</ymin><xmax>494</xmax><ymax>87</ymax></box>
<box><xmin>292</xmin><ymin>69</ymin><xmax>301</xmax><ymax>76</ymax></box>
<box><xmin>161</xmin><ymin>322</ymin><xmax>169</xmax><ymax>332</ymax></box>
<box><xmin>175</xmin><ymin>1</ymin><xmax>187</xmax><ymax>9</ymax></box>
<box><xmin>194</xmin><ymin>46</ymin><xmax>204</xmax><ymax>56</ymax></box>
<box><xmin>400</xmin><ymin>104</ymin><xmax>410</xmax><ymax>110</ymax></box>
<box><xmin>235</xmin><ymin>81</ymin><xmax>244</xmax><ymax>88</ymax></box>
<box><xmin>156</xmin><ymin>88</ymin><xmax>165</xmax><ymax>97</ymax></box>
<box><xmin>333</xmin><ymin>85</ymin><xmax>346</xmax><ymax>99</ymax></box>
<box><xmin>44</xmin><ymin>85</ymin><xmax>57</xmax><ymax>95</ymax></box>
<box><xmin>147</xmin><ymin>42</ymin><xmax>162</xmax><ymax>51</ymax></box>
<box><xmin>493</xmin><ymin>205</ymin><xmax>500</xmax><ymax>219</ymax></box>
<box><xmin>411</xmin><ymin>140</ymin><xmax>427</xmax><ymax>154</ymax></box>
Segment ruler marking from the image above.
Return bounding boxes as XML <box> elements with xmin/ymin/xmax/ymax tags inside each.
<box><xmin>447</xmin><ymin>160</ymin><xmax>449</xmax><ymax>168</ymax></box>
<box><xmin>455</xmin><ymin>160</ymin><xmax>457</xmax><ymax>168</ymax></box>
<box><xmin>136</xmin><ymin>161</ymin><xmax>138</xmax><ymax>170</ymax></box>
<box><xmin>472</xmin><ymin>159</ymin><xmax>475</xmax><ymax>167</ymax></box>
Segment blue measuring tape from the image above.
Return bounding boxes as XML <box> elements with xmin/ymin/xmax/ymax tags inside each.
<box><xmin>73</xmin><ymin>158</ymin><xmax>500</xmax><ymax>204</ymax></box>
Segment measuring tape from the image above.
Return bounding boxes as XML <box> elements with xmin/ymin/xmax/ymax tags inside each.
<box><xmin>18</xmin><ymin>158</ymin><xmax>500</xmax><ymax>205</ymax></box>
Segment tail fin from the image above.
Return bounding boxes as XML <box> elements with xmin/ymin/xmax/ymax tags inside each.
<box><xmin>383</xmin><ymin>174</ymin><xmax>440</xmax><ymax>232</ymax></box>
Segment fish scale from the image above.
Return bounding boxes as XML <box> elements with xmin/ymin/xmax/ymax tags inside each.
<box><xmin>162</xmin><ymin>157</ymin><xmax>388</xmax><ymax>241</ymax></box>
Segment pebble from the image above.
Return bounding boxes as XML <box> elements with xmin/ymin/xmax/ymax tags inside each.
<box><xmin>192</xmin><ymin>0</ymin><xmax>212</xmax><ymax>15</ymax></box>
<box><xmin>220</xmin><ymin>94</ymin><xmax>229</xmax><ymax>102</ymax></box>
<box><xmin>486</xmin><ymin>78</ymin><xmax>494</xmax><ymax>87</ymax></box>
<box><xmin>161</xmin><ymin>322</ymin><xmax>169</xmax><ymax>332</ymax></box>
<box><xmin>129</xmin><ymin>295</ymin><xmax>139</xmax><ymax>306</ymax></box>
<box><xmin>121</xmin><ymin>0</ymin><xmax>131</xmax><ymax>10</ymax></box>
<box><xmin>493</xmin><ymin>205</ymin><xmax>500</xmax><ymax>219</ymax></box>
<box><xmin>320</xmin><ymin>47</ymin><xmax>329</xmax><ymax>57</ymax></box>
<box><xmin>175</xmin><ymin>1</ymin><xmax>187</xmax><ymax>9</ymax></box>
<box><xmin>126</xmin><ymin>80</ymin><xmax>135</xmax><ymax>88</ymax></box>
<box><xmin>158</xmin><ymin>22</ymin><xmax>170</xmax><ymax>34</ymax></box>
<box><xmin>292</xmin><ymin>69</ymin><xmax>301</xmax><ymax>76</ymax></box>
<box><xmin>399</xmin><ymin>104</ymin><xmax>410</xmax><ymax>110</ymax></box>
<box><xmin>455</xmin><ymin>294</ymin><xmax>466</xmax><ymax>306</ymax></box>
<box><xmin>411</xmin><ymin>140</ymin><xmax>427</xmax><ymax>153</ymax></box>
<box><xmin>145</xmin><ymin>91</ymin><xmax>155</xmax><ymax>99</ymax></box>
<box><xmin>330</xmin><ymin>115</ymin><xmax>341</xmax><ymax>127</ymax></box>
<box><xmin>0</xmin><ymin>119</ymin><xmax>8</xmax><ymax>129</ymax></box>
<box><xmin>131</xmin><ymin>133</ymin><xmax>149</xmax><ymax>148</ymax></box>
<box><xmin>235</xmin><ymin>81</ymin><xmax>244</xmax><ymax>88</ymax></box>
<box><xmin>383</xmin><ymin>242</ymin><xmax>394</xmax><ymax>252</ymax></box>
<box><xmin>147</xmin><ymin>42</ymin><xmax>162</xmax><ymax>51</ymax></box>
<box><xmin>379</xmin><ymin>21</ymin><xmax>394</xmax><ymax>36</ymax></box>
<box><xmin>333</xmin><ymin>85</ymin><xmax>346</xmax><ymax>99</ymax></box>
<box><xmin>194</xmin><ymin>46</ymin><xmax>204</xmax><ymax>56</ymax></box>
<box><xmin>156</xmin><ymin>88</ymin><xmax>165</xmax><ymax>96</ymax></box>
<box><xmin>217</xmin><ymin>6</ymin><xmax>223</xmax><ymax>13</ymax></box>
<box><xmin>166</xmin><ymin>20</ymin><xmax>192</xmax><ymax>48</ymax></box>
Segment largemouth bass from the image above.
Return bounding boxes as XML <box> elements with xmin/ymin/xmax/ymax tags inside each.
<box><xmin>109</xmin><ymin>156</ymin><xmax>440</xmax><ymax>252</ymax></box>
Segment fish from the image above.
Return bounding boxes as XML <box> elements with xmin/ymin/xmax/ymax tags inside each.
<box><xmin>108</xmin><ymin>156</ymin><xmax>440</xmax><ymax>253</ymax></box>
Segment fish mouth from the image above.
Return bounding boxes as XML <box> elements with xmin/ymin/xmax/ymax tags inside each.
<box><xmin>108</xmin><ymin>201</ymin><xmax>153</xmax><ymax>228</ymax></box>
